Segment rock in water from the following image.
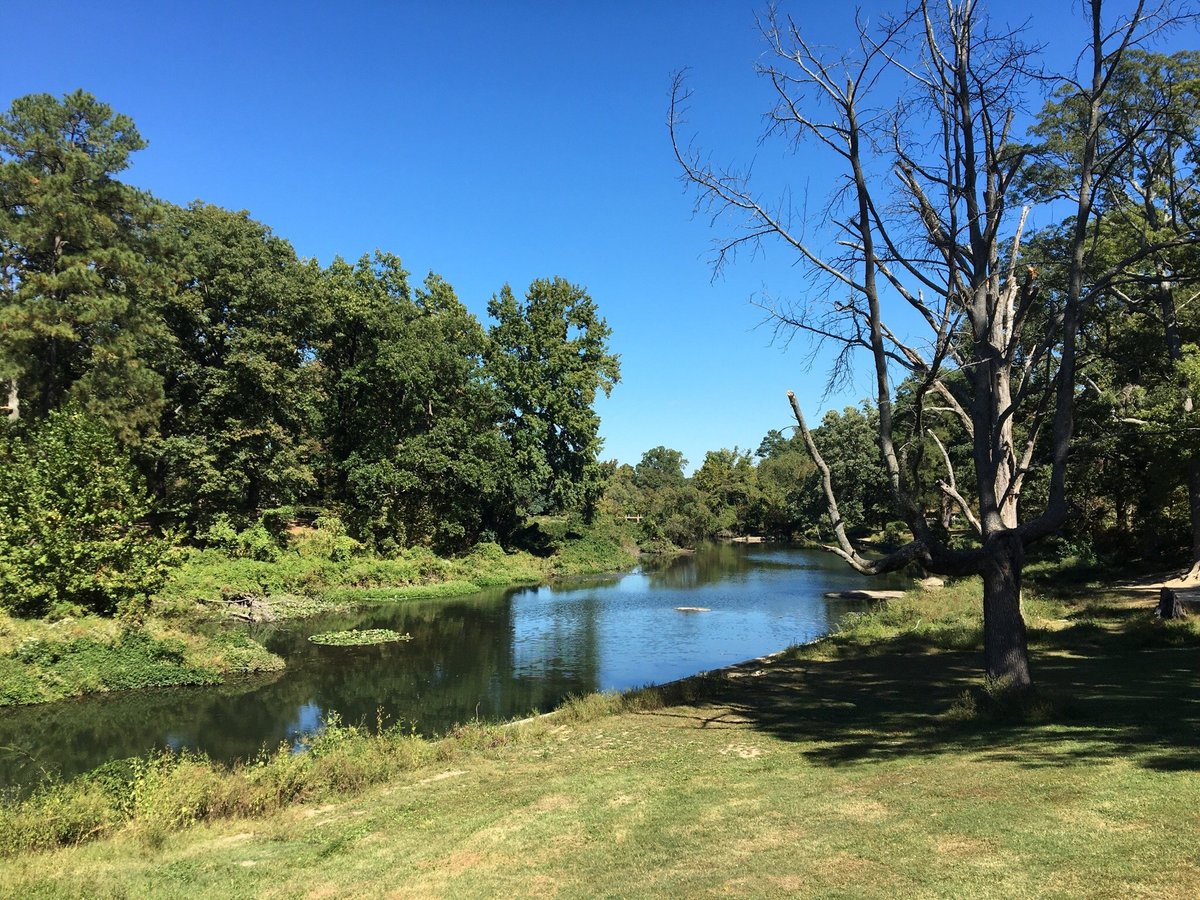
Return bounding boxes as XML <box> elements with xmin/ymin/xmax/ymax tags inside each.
<box><xmin>823</xmin><ymin>590</ymin><xmax>906</xmax><ymax>600</ymax></box>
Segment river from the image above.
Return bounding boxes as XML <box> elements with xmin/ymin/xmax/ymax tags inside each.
<box><xmin>0</xmin><ymin>543</ymin><xmax>905</xmax><ymax>792</ymax></box>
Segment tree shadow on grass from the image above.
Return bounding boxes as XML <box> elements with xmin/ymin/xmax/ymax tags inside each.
<box><xmin>644</xmin><ymin>614</ymin><xmax>1200</xmax><ymax>772</ymax></box>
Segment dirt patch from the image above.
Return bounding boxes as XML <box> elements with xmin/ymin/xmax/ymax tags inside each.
<box><xmin>934</xmin><ymin>835</ymin><xmax>994</xmax><ymax>856</ymax></box>
<box><xmin>814</xmin><ymin>852</ymin><xmax>876</xmax><ymax>886</ymax></box>
<box><xmin>531</xmin><ymin>794</ymin><xmax>576</xmax><ymax>813</ymax></box>
<box><xmin>204</xmin><ymin>831</ymin><xmax>256</xmax><ymax>848</ymax></box>
<box><xmin>435</xmin><ymin>850</ymin><xmax>485</xmax><ymax>875</ymax></box>
<box><xmin>770</xmin><ymin>875</ymin><xmax>808</xmax><ymax>891</ymax></box>
<box><xmin>1108</xmin><ymin>571</ymin><xmax>1200</xmax><ymax>600</ymax></box>
<box><xmin>416</xmin><ymin>769</ymin><xmax>466</xmax><ymax>786</ymax></box>
<box><xmin>300</xmin><ymin>803</ymin><xmax>337</xmax><ymax>819</ymax></box>
<box><xmin>836</xmin><ymin>799</ymin><xmax>889</xmax><ymax>822</ymax></box>
<box><xmin>719</xmin><ymin>743</ymin><xmax>765</xmax><ymax>759</ymax></box>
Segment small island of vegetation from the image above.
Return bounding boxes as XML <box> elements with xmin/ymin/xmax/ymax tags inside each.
<box><xmin>308</xmin><ymin>629</ymin><xmax>412</xmax><ymax>647</ymax></box>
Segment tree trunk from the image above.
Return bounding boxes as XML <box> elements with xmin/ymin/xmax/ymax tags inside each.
<box><xmin>1187</xmin><ymin>457</ymin><xmax>1200</xmax><ymax>576</ymax></box>
<box><xmin>2</xmin><ymin>378</ymin><xmax>17</xmax><ymax>420</ymax></box>
<box><xmin>981</xmin><ymin>533</ymin><xmax>1033</xmax><ymax>689</ymax></box>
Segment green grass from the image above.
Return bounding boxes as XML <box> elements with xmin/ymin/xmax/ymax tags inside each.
<box><xmin>322</xmin><ymin>580</ymin><xmax>484</xmax><ymax>605</ymax></box>
<box><xmin>2</xmin><ymin>582</ymin><xmax>1198</xmax><ymax>897</ymax></box>
<box><xmin>159</xmin><ymin>522</ymin><xmax>639</xmax><ymax>623</ymax></box>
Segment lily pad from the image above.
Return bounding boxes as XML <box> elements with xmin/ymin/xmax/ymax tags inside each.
<box><xmin>308</xmin><ymin>628</ymin><xmax>413</xmax><ymax>647</ymax></box>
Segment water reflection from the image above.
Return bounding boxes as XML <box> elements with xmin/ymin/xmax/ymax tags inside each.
<box><xmin>0</xmin><ymin>544</ymin><xmax>905</xmax><ymax>792</ymax></box>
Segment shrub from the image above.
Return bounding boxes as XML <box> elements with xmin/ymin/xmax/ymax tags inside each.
<box><xmin>202</xmin><ymin>514</ymin><xmax>279</xmax><ymax>561</ymax></box>
<box><xmin>0</xmin><ymin>407</ymin><xmax>174</xmax><ymax>618</ymax></box>
<box><xmin>292</xmin><ymin>515</ymin><xmax>361</xmax><ymax>561</ymax></box>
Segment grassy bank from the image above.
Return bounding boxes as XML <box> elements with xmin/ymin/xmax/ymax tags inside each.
<box><xmin>159</xmin><ymin>519</ymin><xmax>640</xmax><ymax>622</ymax></box>
<box><xmin>0</xmin><ymin>613</ymin><xmax>283</xmax><ymax>706</ymax></box>
<box><xmin>0</xmin><ymin>521</ymin><xmax>640</xmax><ymax>708</ymax></box>
<box><xmin>2</xmin><ymin>580</ymin><xmax>1198</xmax><ymax>897</ymax></box>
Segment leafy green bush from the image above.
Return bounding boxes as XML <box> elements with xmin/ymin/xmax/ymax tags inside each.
<box><xmin>202</xmin><ymin>514</ymin><xmax>280</xmax><ymax>561</ymax></box>
<box><xmin>292</xmin><ymin>515</ymin><xmax>361</xmax><ymax>561</ymax></box>
<box><xmin>0</xmin><ymin>407</ymin><xmax>174</xmax><ymax>618</ymax></box>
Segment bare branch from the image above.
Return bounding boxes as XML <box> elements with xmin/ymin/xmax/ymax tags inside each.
<box><xmin>929</xmin><ymin>429</ymin><xmax>983</xmax><ymax>535</ymax></box>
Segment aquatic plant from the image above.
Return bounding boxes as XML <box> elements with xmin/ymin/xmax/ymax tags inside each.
<box><xmin>308</xmin><ymin>629</ymin><xmax>412</xmax><ymax>647</ymax></box>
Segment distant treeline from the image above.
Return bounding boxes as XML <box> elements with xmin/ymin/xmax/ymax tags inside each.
<box><xmin>609</xmin><ymin>364</ymin><xmax>1200</xmax><ymax>565</ymax></box>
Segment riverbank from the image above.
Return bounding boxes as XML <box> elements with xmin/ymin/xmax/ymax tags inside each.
<box><xmin>0</xmin><ymin>524</ymin><xmax>640</xmax><ymax>708</ymax></box>
<box><xmin>3</xmin><ymin>581</ymin><xmax>1198</xmax><ymax>897</ymax></box>
<box><xmin>0</xmin><ymin>614</ymin><xmax>285</xmax><ymax>706</ymax></box>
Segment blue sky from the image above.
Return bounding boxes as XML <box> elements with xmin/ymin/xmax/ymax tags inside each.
<box><xmin>8</xmin><ymin>1</ymin><xmax>1188</xmax><ymax>470</ymax></box>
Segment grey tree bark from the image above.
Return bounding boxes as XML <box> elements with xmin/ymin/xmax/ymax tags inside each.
<box><xmin>672</xmin><ymin>0</ymin><xmax>1196</xmax><ymax>690</ymax></box>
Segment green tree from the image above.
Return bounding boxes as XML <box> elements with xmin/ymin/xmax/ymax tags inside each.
<box><xmin>751</xmin><ymin>431</ymin><xmax>817</xmax><ymax>537</ymax></box>
<box><xmin>633</xmin><ymin>446</ymin><xmax>687</xmax><ymax>491</ymax></box>
<box><xmin>805</xmin><ymin>407</ymin><xmax>893</xmax><ymax>537</ymax></box>
<box><xmin>692</xmin><ymin>447</ymin><xmax>758</xmax><ymax>536</ymax></box>
<box><xmin>0</xmin><ymin>91</ymin><xmax>163</xmax><ymax>440</ymax></box>
<box><xmin>321</xmin><ymin>253</ymin><xmax>511</xmax><ymax>551</ymax></box>
<box><xmin>0</xmin><ymin>407</ymin><xmax>172</xmax><ymax>618</ymax></box>
<box><xmin>1028</xmin><ymin>49</ymin><xmax>1200</xmax><ymax>572</ymax></box>
<box><xmin>598</xmin><ymin>461</ymin><xmax>642</xmax><ymax>520</ymax></box>
<box><xmin>152</xmin><ymin>202</ymin><xmax>324</xmax><ymax>528</ymax></box>
<box><xmin>626</xmin><ymin>446</ymin><xmax>714</xmax><ymax>547</ymax></box>
<box><xmin>486</xmin><ymin>278</ymin><xmax>620</xmax><ymax>519</ymax></box>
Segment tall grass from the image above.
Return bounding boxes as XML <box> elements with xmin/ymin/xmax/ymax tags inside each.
<box><xmin>0</xmin><ymin>714</ymin><xmax>435</xmax><ymax>855</ymax></box>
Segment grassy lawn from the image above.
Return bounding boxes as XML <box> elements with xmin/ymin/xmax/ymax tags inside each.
<box><xmin>2</xmin><ymin>584</ymin><xmax>1198</xmax><ymax>898</ymax></box>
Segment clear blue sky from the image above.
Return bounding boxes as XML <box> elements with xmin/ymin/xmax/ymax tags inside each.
<box><xmin>7</xmin><ymin>1</ymin><xmax>1188</xmax><ymax>470</ymax></box>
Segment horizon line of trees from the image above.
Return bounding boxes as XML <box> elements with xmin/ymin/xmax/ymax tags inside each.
<box><xmin>610</xmin><ymin>375</ymin><xmax>1200</xmax><ymax>570</ymax></box>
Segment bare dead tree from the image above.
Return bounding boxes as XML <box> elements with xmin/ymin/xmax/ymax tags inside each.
<box><xmin>670</xmin><ymin>0</ymin><xmax>1196</xmax><ymax>689</ymax></box>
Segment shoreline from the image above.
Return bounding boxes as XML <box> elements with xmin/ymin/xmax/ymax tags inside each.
<box><xmin>0</xmin><ymin>535</ymin><xmax>643</xmax><ymax>710</ymax></box>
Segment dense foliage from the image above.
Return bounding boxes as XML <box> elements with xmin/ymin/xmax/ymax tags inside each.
<box><xmin>599</xmin><ymin>406</ymin><xmax>894</xmax><ymax>549</ymax></box>
<box><xmin>0</xmin><ymin>407</ymin><xmax>172</xmax><ymax>618</ymax></box>
<box><xmin>0</xmin><ymin>90</ymin><xmax>623</xmax><ymax>614</ymax></box>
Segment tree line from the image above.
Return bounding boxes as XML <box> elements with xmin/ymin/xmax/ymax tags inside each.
<box><xmin>0</xmin><ymin>90</ymin><xmax>618</xmax><ymax>616</ymax></box>
<box><xmin>599</xmin><ymin>406</ymin><xmax>890</xmax><ymax>550</ymax></box>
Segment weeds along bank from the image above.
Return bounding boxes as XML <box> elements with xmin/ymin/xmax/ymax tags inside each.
<box><xmin>0</xmin><ymin>518</ymin><xmax>640</xmax><ymax>708</ymax></box>
<box><xmin>0</xmin><ymin>693</ymin><xmax>661</xmax><ymax>858</ymax></box>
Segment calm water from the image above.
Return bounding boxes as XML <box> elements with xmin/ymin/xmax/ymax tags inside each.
<box><xmin>0</xmin><ymin>544</ymin><xmax>903</xmax><ymax>791</ymax></box>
